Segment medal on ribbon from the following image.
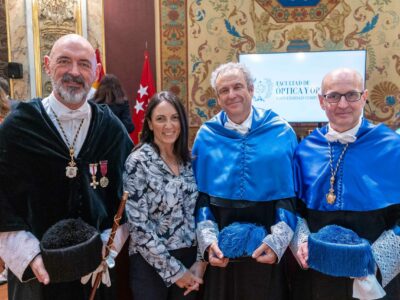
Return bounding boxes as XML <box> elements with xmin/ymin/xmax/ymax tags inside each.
<box><xmin>89</xmin><ymin>163</ymin><xmax>99</xmax><ymax>189</ymax></box>
<box><xmin>99</xmin><ymin>160</ymin><xmax>109</xmax><ymax>188</ymax></box>
<box><xmin>50</xmin><ymin>107</ymin><xmax>84</xmax><ymax>179</ymax></box>
<box><xmin>66</xmin><ymin>148</ymin><xmax>78</xmax><ymax>178</ymax></box>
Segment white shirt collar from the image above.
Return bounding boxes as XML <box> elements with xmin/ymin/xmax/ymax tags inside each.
<box><xmin>46</xmin><ymin>92</ymin><xmax>90</xmax><ymax>120</ymax></box>
<box><xmin>224</xmin><ymin>107</ymin><xmax>253</xmax><ymax>135</ymax></box>
<box><xmin>42</xmin><ymin>93</ymin><xmax>91</xmax><ymax>155</ymax></box>
<box><xmin>325</xmin><ymin>117</ymin><xmax>362</xmax><ymax>144</ymax></box>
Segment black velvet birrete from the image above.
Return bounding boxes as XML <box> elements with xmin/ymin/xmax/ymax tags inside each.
<box><xmin>40</xmin><ymin>219</ymin><xmax>103</xmax><ymax>283</ymax></box>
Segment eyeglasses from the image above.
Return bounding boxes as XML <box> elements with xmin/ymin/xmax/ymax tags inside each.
<box><xmin>323</xmin><ymin>91</ymin><xmax>364</xmax><ymax>103</ymax></box>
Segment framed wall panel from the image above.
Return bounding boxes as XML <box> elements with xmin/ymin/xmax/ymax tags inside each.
<box><xmin>31</xmin><ymin>0</ymin><xmax>82</xmax><ymax>97</ymax></box>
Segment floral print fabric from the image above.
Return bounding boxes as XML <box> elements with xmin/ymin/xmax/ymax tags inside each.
<box><xmin>124</xmin><ymin>143</ymin><xmax>198</xmax><ymax>286</ymax></box>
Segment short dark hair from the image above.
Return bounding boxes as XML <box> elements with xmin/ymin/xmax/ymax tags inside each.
<box><xmin>137</xmin><ymin>91</ymin><xmax>190</xmax><ymax>164</ymax></box>
<box><xmin>93</xmin><ymin>74</ymin><xmax>126</xmax><ymax>105</ymax></box>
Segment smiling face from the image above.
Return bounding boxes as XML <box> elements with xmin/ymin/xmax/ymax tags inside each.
<box><xmin>148</xmin><ymin>100</ymin><xmax>181</xmax><ymax>150</ymax></box>
<box><xmin>44</xmin><ymin>34</ymin><xmax>99</xmax><ymax>109</ymax></box>
<box><xmin>215</xmin><ymin>68</ymin><xmax>253</xmax><ymax>124</ymax></box>
<box><xmin>319</xmin><ymin>69</ymin><xmax>367</xmax><ymax>132</ymax></box>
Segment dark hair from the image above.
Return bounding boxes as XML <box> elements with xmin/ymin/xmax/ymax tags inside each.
<box><xmin>93</xmin><ymin>74</ymin><xmax>126</xmax><ymax>105</ymax></box>
<box><xmin>0</xmin><ymin>86</ymin><xmax>10</xmax><ymax>121</ymax></box>
<box><xmin>137</xmin><ymin>91</ymin><xmax>190</xmax><ymax>164</ymax></box>
<box><xmin>0</xmin><ymin>77</ymin><xmax>10</xmax><ymax>95</ymax></box>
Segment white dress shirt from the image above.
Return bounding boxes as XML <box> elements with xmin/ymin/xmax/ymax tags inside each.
<box><xmin>325</xmin><ymin>118</ymin><xmax>362</xmax><ymax>144</ymax></box>
<box><xmin>224</xmin><ymin>108</ymin><xmax>253</xmax><ymax>135</ymax></box>
<box><xmin>42</xmin><ymin>93</ymin><xmax>91</xmax><ymax>155</ymax></box>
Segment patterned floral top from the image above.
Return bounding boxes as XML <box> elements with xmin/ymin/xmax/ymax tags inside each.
<box><xmin>123</xmin><ymin>143</ymin><xmax>198</xmax><ymax>286</ymax></box>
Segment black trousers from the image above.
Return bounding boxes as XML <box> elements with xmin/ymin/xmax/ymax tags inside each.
<box><xmin>7</xmin><ymin>269</ymin><xmax>116</xmax><ymax>300</ymax></box>
<box><xmin>129</xmin><ymin>247</ymin><xmax>198</xmax><ymax>300</ymax></box>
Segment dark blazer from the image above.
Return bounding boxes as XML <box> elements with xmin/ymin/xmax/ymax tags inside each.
<box><xmin>108</xmin><ymin>101</ymin><xmax>135</xmax><ymax>134</ymax></box>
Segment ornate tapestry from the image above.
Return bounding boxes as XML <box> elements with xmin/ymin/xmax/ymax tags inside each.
<box><xmin>158</xmin><ymin>0</ymin><xmax>400</xmax><ymax>139</ymax></box>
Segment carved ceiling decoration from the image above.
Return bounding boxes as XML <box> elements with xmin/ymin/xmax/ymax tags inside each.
<box><xmin>255</xmin><ymin>0</ymin><xmax>339</xmax><ymax>23</ymax></box>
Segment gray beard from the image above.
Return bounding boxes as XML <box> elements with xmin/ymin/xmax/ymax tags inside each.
<box><xmin>52</xmin><ymin>78</ymin><xmax>90</xmax><ymax>105</ymax></box>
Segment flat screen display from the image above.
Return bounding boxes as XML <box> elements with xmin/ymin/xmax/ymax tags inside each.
<box><xmin>239</xmin><ymin>50</ymin><xmax>367</xmax><ymax>122</ymax></box>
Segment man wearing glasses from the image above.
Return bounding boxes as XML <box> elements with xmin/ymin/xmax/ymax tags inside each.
<box><xmin>290</xmin><ymin>68</ymin><xmax>400</xmax><ymax>299</ymax></box>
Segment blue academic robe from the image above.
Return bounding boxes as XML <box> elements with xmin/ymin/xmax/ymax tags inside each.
<box><xmin>292</xmin><ymin>119</ymin><xmax>400</xmax><ymax>300</ymax></box>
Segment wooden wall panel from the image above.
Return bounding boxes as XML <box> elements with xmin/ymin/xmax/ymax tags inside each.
<box><xmin>104</xmin><ymin>0</ymin><xmax>156</xmax><ymax>103</ymax></box>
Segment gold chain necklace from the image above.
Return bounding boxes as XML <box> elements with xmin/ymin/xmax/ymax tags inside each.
<box><xmin>51</xmin><ymin>107</ymin><xmax>85</xmax><ymax>178</ymax></box>
<box><xmin>326</xmin><ymin>142</ymin><xmax>349</xmax><ymax>204</ymax></box>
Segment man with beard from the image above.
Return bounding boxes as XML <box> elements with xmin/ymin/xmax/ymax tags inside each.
<box><xmin>0</xmin><ymin>34</ymin><xmax>133</xmax><ymax>299</ymax></box>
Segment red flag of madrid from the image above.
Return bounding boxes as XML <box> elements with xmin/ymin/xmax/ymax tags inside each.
<box><xmin>130</xmin><ymin>50</ymin><xmax>155</xmax><ymax>144</ymax></box>
<box><xmin>92</xmin><ymin>49</ymin><xmax>105</xmax><ymax>89</ymax></box>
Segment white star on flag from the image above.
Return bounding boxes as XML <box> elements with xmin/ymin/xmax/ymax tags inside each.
<box><xmin>137</xmin><ymin>84</ymin><xmax>148</xmax><ymax>99</ymax></box>
<box><xmin>130</xmin><ymin>50</ymin><xmax>155</xmax><ymax>144</ymax></box>
<box><xmin>134</xmin><ymin>101</ymin><xmax>144</xmax><ymax>114</ymax></box>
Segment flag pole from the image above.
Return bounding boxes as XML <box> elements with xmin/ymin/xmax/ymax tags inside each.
<box><xmin>130</xmin><ymin>46</ymin><xmax>155</xmax><ymax>144</ymax></box>
<box><xmin>88</xmin><ymin>191</ymin><xmax>129</xmax><ymax>300</ymax></box>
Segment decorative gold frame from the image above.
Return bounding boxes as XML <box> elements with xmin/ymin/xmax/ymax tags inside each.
<box><xmin>4</xmin><ymin>0</ymin><xmax>13</xmax><ymax>98</ymax></box>
<box><xmin>32</xmin><ymin>0</ymin><xmax>41</xmax><ymax>96</ymax></box>
<box><xmin>31</xmin><ymin>0</ymin><xmax>82</xmax><ymax>97</ymax></box>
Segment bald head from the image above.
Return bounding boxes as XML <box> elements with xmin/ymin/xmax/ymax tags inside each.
<box><xmin>321</xmin><ymin>68</ymin><xmax>364</xmax><ymax>95</ymax></box>
<box><xmin>318</xmin><ymin>68</ymin><xmax>367</xmax><ymax>132</ymax></box>
<box><xmin>44</xmin><ymin>34</ymin><xmax>100</xmax><ymax>109</ymax></box>
<box><xmin>49</xmin><ymin>34</ymin><xmax>96</xmax><ymax>60</ymax></box>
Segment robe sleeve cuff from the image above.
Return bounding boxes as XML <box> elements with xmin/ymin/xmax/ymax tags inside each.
<box><xmin>275</xmin><ymin>208</ymin><xmax>297</xmax><ymax>232</ymax></box>
<box><xmin>372</xmin><ymin>229</ymin><xmax>400</xmax><ymax>287</ymax></box>
<box><xmin>263</xmin><ymin>221</ymin><xmax>293</xmax><ymax>262</ymax></box>
<box><xmin>196</xmin><ymin>220</ymin><xmax>219</xmax><ymax>258</ymax></box>
<box><xmin>196</xmin><ymin>207</ymin><xmax>216</xmax><ymax>223</ymax></box>
<box><xmin>289</xmin><ymin>216</ymin><xmax>310</xmax><ymax>265</ymax></box>
<box><xmin>0</xmin><ymin>231</ymin><xmax>40</xmax><ymax>282</ymax></box>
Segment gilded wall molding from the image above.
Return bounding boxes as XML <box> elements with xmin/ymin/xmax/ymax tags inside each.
<box><xmin>5</xmin><ymin>0</ymin><xmax>13</xmax><ymax>97</ymax></box>
<box><xmin>32</xmin><ymin>0</ymin><xmax>82</xmax><ymax>97</ymax></box>
<box><xmin>86</xmin><ymin>0</ymin><xmax>105</xmax><ymax>71</ymax></box>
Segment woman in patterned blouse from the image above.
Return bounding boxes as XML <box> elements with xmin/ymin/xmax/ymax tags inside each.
<box><xmin>124</xmin><ymin>91</ymin><xmax>206</xmax><ymax>299</ymax></box>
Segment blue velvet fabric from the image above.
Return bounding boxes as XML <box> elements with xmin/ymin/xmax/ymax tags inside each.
<box><xmin>295</xmin><ymin>119</ymin><xmax>400</xmax><ymax>211</ymax></box>
<box><xmin>192</xmin><ymin>107</ymin><xmax>297</xmax><ymax>202</ymax></box>
<box><xmin>308</xmin><ymin>225</ymin><xmax>375</xmax><ymax>277</ymax></box>
<box><xmin>218</xmin><ymin>222</ymin><xmax>267</xmax><ymax>258</ymax></box>
<box><xmin>275</xmin><ymin>208</ymin><xmax>297</xmax><ymax>231</ymax></box>
<box><xmin>393</xmin><ymin>225</ymin><xmax>400</xmax><ymax>236</ymax></box>
<box><xmin>196</xmin><ymin>207</ymin><xmax>216</xmax><ymax>223</ymax></box>
<box><xmin>277</xmin><ymin>0</ymin><xmax>320</xmax><ymax>7</ymax></box>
